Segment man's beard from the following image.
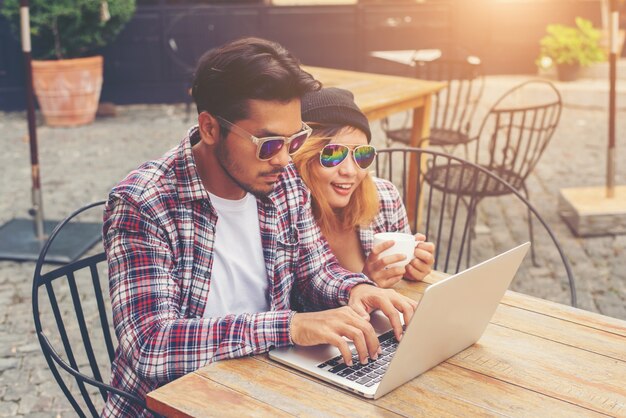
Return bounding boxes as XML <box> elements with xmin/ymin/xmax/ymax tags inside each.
<box><xmin>215</xmin><ymin>140</ymin><xmax>283</xmax><ymax>198</ymax></box>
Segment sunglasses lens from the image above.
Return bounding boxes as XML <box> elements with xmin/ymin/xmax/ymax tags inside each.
<box><xmin>354</xmin><ymin>146</ymin><xmax>376</xmax><ymax>169</ymax></box>
<box><xmin>288</xmin><ymin>132</ymin><xmax>309</xmax><ymax>155</ymax></box>
<box><xmin>320</xmin><ymin>144</ymin><xmax>349</xmax><ymax>168</ymax></box>
<box><xmin>258</xmin><ymin>139</ymin><xmax>284</xmax><ymax>160</ymax></box>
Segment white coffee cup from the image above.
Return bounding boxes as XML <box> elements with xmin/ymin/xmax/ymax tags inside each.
<box><xmin>373</xmin><ymin>232</ymin><xmax>419</xmax><ymax>269</ymax></box>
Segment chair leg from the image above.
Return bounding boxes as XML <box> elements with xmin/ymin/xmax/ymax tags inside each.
<box><xmin>454</xmin><ymin>195</ymin><xmax>474</xmax><ymax>272</ymax></box>
<box><xmin>466</xmin><ymin>225</ymin><xmax>472</xmax><ymax>269</ymax></box>
<box><xmin>463</xmin><ymin>198</ymin><xmax>479</xmax><ymax>271</ymax></box>
<box><xmin>521</xmin><ymin>184</ymin><xmax>538</xmax><ymax>266</ymax></box>
<box><xmin>381</xmin><ymin>117</ymin><xmax>394</xmax><ymax>149</ymax></box>
<box><xmin>182</xmin><ymin>82</ymin><xmax>194</xmax><ymax>123</ymax></box>
<box><xmin>185</xmin><ymin>100</ymin><xmax>193</xmax><ymax>123</ymax></box>
<box><xmin>466</xmin><ymin>205</ymin><xmax>477</xmax><ymax>270</ymax></box>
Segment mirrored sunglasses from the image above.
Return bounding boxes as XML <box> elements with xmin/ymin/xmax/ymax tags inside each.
<box><xmin>319</xmin><ymin>144</ymin><xmax>377</xmax><ymax>170</ymax></box>
<box><xmin>216</xmin><ymin>116</ymin><xmax>312</xmax><ymax>161</ymax></box>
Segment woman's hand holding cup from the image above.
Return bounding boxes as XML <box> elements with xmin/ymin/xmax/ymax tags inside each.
<box><xmin>404</xmin><ymin>233</ymin><xmax>436</xmax><ymax>282</ymax></box>
<box><xmin>366</xmin><ymin>232</ymin><xmax>436</xmax><ymax>287</ymax></box>
<box><xmin>365</xmin><ymin>232</ymin><xmax>414</xmax><ymax>287</ymax></box>
<box><xmin>363</xmin><ymin>238</ymin><xmax>408</xmax><ymax>288</ymax></box>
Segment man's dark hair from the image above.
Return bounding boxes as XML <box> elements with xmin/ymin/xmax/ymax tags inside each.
<box><xmin>192</xmin><ymin>37</ymin><xmax>321</xmax><ymax>121</ymax></box>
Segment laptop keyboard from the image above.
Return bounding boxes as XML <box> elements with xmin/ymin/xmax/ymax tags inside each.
<box><xmin>316</xmin><ymin>330</ymin><xmax>399</xmax><ymax>387</ymax></box>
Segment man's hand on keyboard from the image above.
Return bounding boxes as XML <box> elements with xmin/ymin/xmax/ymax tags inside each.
<box><xmin>348</xmin><ymin>285</ymin><xmax>417</xmax><ymax>342</ymax></box>
<box><xmin>290</xmin><ymin>307</ymin><xmax>381</xmax><ymax>366</ymax></box>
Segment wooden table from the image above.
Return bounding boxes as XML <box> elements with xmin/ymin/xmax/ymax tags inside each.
<box><xmin>369</xmin><ymin>50</ymin><xmax>482</xmax><ymax>67</ymax></box>
<box><xmin>147</xmin><ymin>273</ymin><xmax>626</xmax><ymax>417</ymax></box>
<box><xmin>370</xmin><ymin>49</ymin><xmax>443</xmax><ymax>66</ymax></box>
<box><xmin>305</xmin><ymin>66</ymin><xmax>446</xmax><ymax>223</ymax></box>
<box><xmin>304</xmin><ymin>65</ymin><xmax>445</xmax><ymax>125</ymax></box>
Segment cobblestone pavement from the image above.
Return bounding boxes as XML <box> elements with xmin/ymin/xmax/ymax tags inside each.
<box><xmin>0</xmin><ymin>75</ymin><xmax>625</xmax><ymax>416</ymax></box>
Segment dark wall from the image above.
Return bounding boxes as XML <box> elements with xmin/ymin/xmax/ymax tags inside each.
<box><xmin>361</xmin><ymin>2</ymin><xmax>452</xmax><ymax>75</ymax></box>
<box><xmin>0</xmin><ymin>0</ymin><xmax>616</xmax><ymax>110</ymax></box>
<box><xmin>0</xmin><ymin>4</ymin><xmax>364</xmax><ymax>110</ymax></box>
<box><xmin>454</xmin><ymin>0</ymin><xmax>604</xmax><ymax>75</ymax></box>
<box><xmin>0</xmin><ymin>15</ymin><xmax>25</xmax><ymax>111</ymax></box>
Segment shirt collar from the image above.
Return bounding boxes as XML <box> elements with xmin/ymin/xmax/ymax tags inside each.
<box><xmin>176</xmin><ymin>126</ymin><xmax>211</xmax><ymax>203</ymax></box>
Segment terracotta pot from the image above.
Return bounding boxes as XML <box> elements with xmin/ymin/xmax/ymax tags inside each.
<box><xmin>556</xmin><ymin>63</ymin><xmax>580</xmax><ymax>82</ymax></box>
<box><xmin>31</xmin><ymin>56</ymin><xmax>103</xmax><ymax>127</ymax></box>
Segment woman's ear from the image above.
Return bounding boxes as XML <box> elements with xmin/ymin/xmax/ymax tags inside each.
<box><xmin>198</xmin><ymin>112</ymin><xmax>220</xmax><ymax>145</ymax></box>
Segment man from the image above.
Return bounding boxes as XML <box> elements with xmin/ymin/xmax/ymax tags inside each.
<box><xmin>103</xmin><ymin>37</ymin><xmax>416</xmax><ymax>417</ymax></box>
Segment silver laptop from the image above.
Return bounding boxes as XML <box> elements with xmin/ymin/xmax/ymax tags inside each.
<box><xmin>269</xmin><ymin>242</ymin><xmax>530</xmax><ymax>399</ymax></box>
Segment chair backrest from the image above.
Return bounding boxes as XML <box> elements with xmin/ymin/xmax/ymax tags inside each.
<box><xmin>374</xmin><ymin>148</ymin><xmax>577</xmax><ymax>306</ymax></box>
<box><xmin>470</xmin><ymin>79</ymin><xmax>562</xmax><ymax>189</ymax></box>
<box><xmin>32</xmin><ymin>201</ymin><xmax>148</xmax><ymax>417</ymax></box>
<box><xmin>414</xmin><ymin>55</ymin><xmax>484</xmax><ymax>138</ymax></box>
<box><xmin>164</xmin><ymin>6</ymin><xmax>214</xmax><ymax>79</ymax></box>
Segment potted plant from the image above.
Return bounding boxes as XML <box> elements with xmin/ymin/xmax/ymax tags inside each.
<box><xmin>0</xmin><ymin>0</ymin><xmax>136</xmax><ymax>126</ymax></box>
<box><xmin>537</xmin><ymin>17</ymin><xmax>606</xmax><ymax>82</ymax></box>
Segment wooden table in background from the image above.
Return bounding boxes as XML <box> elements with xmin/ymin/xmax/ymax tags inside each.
<box><xmin>147</xmin><ymin>273</ymin><xmax>626</xmax><ymax>417</ymax></box>
<box><xmin>305</xmin><ymin>66</ymin><xmax>446</xmax><ymax>227</ymax></box>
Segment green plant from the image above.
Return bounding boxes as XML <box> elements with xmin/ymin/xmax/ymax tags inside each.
<box><xmin>0</xmin><ymin>0</ymin><xmax>136</xmax><ymax>60</ymax></box>
<box><xmin>537</xmin><ymin>17</ymin><xmax>606</xmax><ymax>69</ymax></box>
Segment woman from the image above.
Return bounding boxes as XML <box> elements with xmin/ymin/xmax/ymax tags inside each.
<box><xmin>293</xmin><ymin>87</ymin><xmax>435</xmax><ymax>288</ymax></box>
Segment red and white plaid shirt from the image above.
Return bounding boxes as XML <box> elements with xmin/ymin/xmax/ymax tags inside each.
<box><xmin>359</xmin><ymin>177</ymin><xmax>412</xmax><ymax>254</ymax></box>
<box><xmin>102</xmin><ymin>127</ymin><xmax>371</xmax><ymax>417</ymax></box>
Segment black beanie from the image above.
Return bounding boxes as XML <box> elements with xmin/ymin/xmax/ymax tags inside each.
<box><xmin>301</xmin><ymin>87</ymin><xmax>372</xmax><ymax>142</ymax></box>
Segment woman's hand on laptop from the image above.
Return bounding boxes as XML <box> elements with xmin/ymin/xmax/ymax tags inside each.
<box><xmin>348</xmin><ymin>285</ymin><xmax>418</xmax><ymax>343</ymax></box>
<box><xmin>290</xmin><ymin>307</ymin><xmax>381</xmax><ymax>366</ymax></box>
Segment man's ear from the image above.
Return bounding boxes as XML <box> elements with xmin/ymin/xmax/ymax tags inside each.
<box><xmin>198</xmin><ymin>112</ymin><xmax>220</xmax><ymax>145</ymax></box>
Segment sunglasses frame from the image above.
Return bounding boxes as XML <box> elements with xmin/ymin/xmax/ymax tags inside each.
<box><xmin>216</xmin><ymin>116</ymin><xmax>312</xmax><ymax>161</ymax></box>
<box><xmin>319</xmin><ymin>144</ymin><xmax>378</xmax><ymax>170</ymax></box>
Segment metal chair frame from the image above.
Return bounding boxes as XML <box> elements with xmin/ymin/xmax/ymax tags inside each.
<box><xmin>375</xmin><ymin>148</ymin><xmax>577</xmax><ymax>307</ymax></box>
<box><xmin>468</xmin><ymin>79</ymin><xmax>562</xmax><ymax>186</ymax></box>
<box><xmin>32</xmin><ymin>201</ymin><xmax>156</xmax><ymax>417</ymax></box>
<box><xmin>381</xmin><ymin>54</ymin><xmax>484</xmax><ymax>154</ymax></box>
<box><xmin>164</xmin><ymin>5</ymin><xmax>215</xmax><ymax>121</ymax></box>
<box><xmin>431</xmin><ymin>79</ymin><xmax>563</xmax><ymax>265</ymax></box>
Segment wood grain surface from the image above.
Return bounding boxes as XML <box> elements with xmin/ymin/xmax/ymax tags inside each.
<box><xmin>143</xmin><ymin>66</ymin><xmax>626</xmax><ymax>417</ymax></box>
<box><xmin>304</xmin><ymin>66</ymin><xmax>445</xmax><ymax>124</ymax></box>
<box><xmin>147</xmin><ymin>270</ymin><xmax>626</xmax><ymax>417</ymax></box>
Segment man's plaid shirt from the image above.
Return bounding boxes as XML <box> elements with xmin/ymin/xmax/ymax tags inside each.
<box><xmin>101</xmin><ymin>127</ymin><xmax>372</xmax><ymax>417</ymax></box>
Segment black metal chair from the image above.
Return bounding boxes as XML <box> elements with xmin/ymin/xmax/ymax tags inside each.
<box><xmin>32</xmin><ymin>201</ymin><xmax>156</xmax><ymax>417</ymax></box>
<box><xmin>426</xmin><ymin>79</ymin><xmax>562</xmax><ymax>265</ymax></box>
<box><xmin>164</xmin><ymin>6</ymin><xmax>214</xmax><ymax>121</ymax></box>
<box><xmin>375</xmin><ymin>148</ymin><xmax>577</xmax><ymax>307</ymax></box>
<box><xmin>381</xmin><ymin>51</ymin><xmax>484</xmax><ymax>154</ymax></box>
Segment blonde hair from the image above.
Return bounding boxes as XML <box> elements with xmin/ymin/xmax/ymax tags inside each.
<box><xmin>292</xmin><ymin>123</ymin><xmax>379</xmax><ymax>235</ymax></box>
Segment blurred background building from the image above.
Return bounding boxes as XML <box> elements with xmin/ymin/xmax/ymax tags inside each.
<box><xmin>0</xmin><ymin>0</ymin><xmax>623</xmax><ymax>110</ymax></box>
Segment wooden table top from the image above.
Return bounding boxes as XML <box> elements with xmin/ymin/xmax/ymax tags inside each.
<box><xmin>369</xmin><ymin>49</ymin><xmax>443</xmax><ymax>66</ymax></box>
<box><xmin>304</xmin><ymin>66</ymin><xmax>446</xmax><ymax>121</ymax></box>
<box><xmin>147</xmin><ymin>272</ymin><xmax>626</xmax><ymax>417</ymax></box>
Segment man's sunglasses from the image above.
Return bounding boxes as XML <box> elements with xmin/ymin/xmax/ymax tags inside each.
<box><xmin>319</xmin><ymin>144</ymin><xmax>377</xmax><ymax>170</ymax></box>
<box><xmin>216</xmin><ymin>116</ymin><xmax>312</xmax><ymax>161</ymax></box>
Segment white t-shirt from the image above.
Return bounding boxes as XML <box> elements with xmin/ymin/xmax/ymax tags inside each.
<box><xmin>203</xmin><ymin>192</ymin><xmax>269</xmax><ymax>318</ymax></box>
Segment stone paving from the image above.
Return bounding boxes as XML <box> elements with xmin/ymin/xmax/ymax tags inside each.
<box><xmin>0</xmin><ymin>75</ymin><xmax>625</xmax><ymax>416</ymax></box>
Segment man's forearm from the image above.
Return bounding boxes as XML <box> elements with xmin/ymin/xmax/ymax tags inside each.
<box><xmin>115</xmin><ymin>309</ymin><xmax>296</xmax><ymax>384</ymax></box>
